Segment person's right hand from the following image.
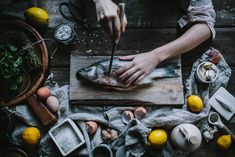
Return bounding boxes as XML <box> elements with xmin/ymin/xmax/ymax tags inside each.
<box><xmin>93</xmin><ymin>0</ymin><xmax>127</xmax><ymax>42</ymax></box>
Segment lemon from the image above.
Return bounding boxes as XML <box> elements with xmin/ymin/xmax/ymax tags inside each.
<box><xmin>148</xmin><ymin>129</ymin><xmax>168</xmax><ymax>148</ymax></box>
<box><xmin>21</xmin><ymin>127</ymin><xmax>41</xmax><ymax>146</ymax></box>
<box><xmin>187</xmin><ymin>95</ymin><xmax>203</xmax><ymax>113</ymax></box>
<box><xmin>217</xmin><ymin>134</ymin><xmax>232</xmax><ymax>150</ymax></box>
<box><xmin>24</xmin><ymin>7</ymin><xmax>49</xmax><ymax>26</ymax></box>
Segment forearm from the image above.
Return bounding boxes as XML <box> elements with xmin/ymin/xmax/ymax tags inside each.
<box><xmin>152</xmin><ymin>23</ymin><xmax>211</xmax><ymax>62</ymax></box>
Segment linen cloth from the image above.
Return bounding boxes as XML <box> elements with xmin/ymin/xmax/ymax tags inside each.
<box><xmin>179</xmin><ymin>0</ymin><xmax>216</xmax><ymax>40</ymax></box>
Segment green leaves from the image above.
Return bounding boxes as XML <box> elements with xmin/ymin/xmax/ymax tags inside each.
<box><xmin>9</xmin><ymin>45</ymin><xmax>18</xmax><ymax>52</ymax></box>
<box><xmin>0</xmin><ymin>44</ymin><xmax>23</xmax><ymax>92</ymax></box>
<box><xmin>0</xmin><ymin>31</ymin><xmax>42</xmax><ymax>94</ymax></box>
<box><xmin>13</xmin><ymin>57</ymin><xmax>23</xmax><ymax>67</ymax></box>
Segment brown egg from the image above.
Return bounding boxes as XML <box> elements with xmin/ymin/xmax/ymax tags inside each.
<box><xmin>46</xmin><ymin>96</ymin><xmax>59</xmax><ymax>113</ymax></box>
<box><xmin>86</xmin><ymin>121</ymin><xmax>98</xmax><ymax>134</ymax></box>
<box><xmin>37</xmin><ymin>86</ymin><xmax>51</xmax><ymax>100</ymax></box>
<box><xmin>134</xmin><ymin>107</ymin><xmax>147</xmax><ymax>119</ymax></box>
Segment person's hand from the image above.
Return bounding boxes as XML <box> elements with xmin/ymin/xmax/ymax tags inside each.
<box><xmin>93</xmin><ymin>0</ymin><xmax>127</xmax><ymax>42</ymax></box>
<box><xmin>114</xmin><ymin>52</ymin><xmax>161</xmax><ymax>85</ymax></box>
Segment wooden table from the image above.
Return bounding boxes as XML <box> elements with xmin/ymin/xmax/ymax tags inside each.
<box><xmin>1</xmin><ymin>0</ymin><xmax>235</xmax><ymax>156</ymax></box>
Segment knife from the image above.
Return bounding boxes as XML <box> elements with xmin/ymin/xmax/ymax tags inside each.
<box><xmin>107</xmin><ymin>3</ymin><xmax>125</xmax><ymax>77</ymax></box>
<box><xmin>215</xmin><ymin>95</ymin><xmax>233</xmax><ymax>112</ymax></box>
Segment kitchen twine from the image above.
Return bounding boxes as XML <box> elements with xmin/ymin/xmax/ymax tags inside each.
<box><xmin>18</xmin><ymin>38</ymin><xmax>58</xmax><ymax>60</ymax></box>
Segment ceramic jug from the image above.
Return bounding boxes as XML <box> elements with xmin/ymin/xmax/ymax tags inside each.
<box><xmin>171</xmin><ymin>124</ymin><xmax>202</xmax><ymax>152</ymax></box>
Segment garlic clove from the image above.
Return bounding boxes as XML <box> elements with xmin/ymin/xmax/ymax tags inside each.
<box><xmin>134</xmin><ymin>107</ymin><xmax>147</xmax><ymax>119</ymax></box>
<box><xmin>102</xmin><ymin>129</ymin><xmax>111</xmax><ymax>141</ymax></box>
<box><xmin>121</xmin><ymin>110</ymin><xmax>134</xmax><ymax>124</ymax></box>
<box><xmin>205</xmin><ymin>69</ymin><xmax>215</xmax><ymax>81</ymax></box>
<box><xmin>203</xmin><ymin>131</ymin><xmax>213</xmax><ymax>142</ymax></box>
<box><xmin>202</xmin><ymin>62</ymin><xmax>213</xmax><ymax>70</ymax></box>
<box><xmin>110</xmin><ymin>129</ymin><xmax>118</xmax><ymax>140</ymax></box>
<box><xmin>198</xmin><ymin>67</ymin><xmax>207</xmax><ymax>81</ymax></box>
<box><xmin>86</xmin><ymin>121</ymin><xmax>98</xmax><ymax>134</ymax></box>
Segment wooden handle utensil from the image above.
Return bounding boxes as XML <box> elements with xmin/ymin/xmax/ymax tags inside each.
<box><xmin>27</xmin><ymin>94</ymin><xmax>57</xmax><ymax>126</ymax></box>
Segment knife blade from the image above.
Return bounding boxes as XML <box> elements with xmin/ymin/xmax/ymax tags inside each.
<box><xmin>107</xmin><ymin>3</ymin><xmax>125</xmax><ymax>77</ymax></box>
<box><xmin>215</xmin><ymin>95</ymin><xmax>233</xmax><ymax>112</ymax></box>
<box><xmin>108</xmin><ymin>39</ymin><xmax>117</xmax><ymax>76</ymax></box>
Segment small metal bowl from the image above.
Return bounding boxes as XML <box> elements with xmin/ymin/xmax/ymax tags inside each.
<box><xmin>195</xmin><ymin>61</ymin><xmax>218</xmax><ymax>84</ymax></box>
<box><xmin>0</xmin><ymin>147</ymin><xmax>28</xmax><ymax>157</ymax></box>
<box><xmin>91</xmin><ymin>144</ymin><xmax>113</xmax><ymax>157</ymax></box>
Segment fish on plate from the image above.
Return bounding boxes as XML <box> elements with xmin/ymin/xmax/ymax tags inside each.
<box><xmin>76</xmin><ymin>58</ymin><xmax>179</xmax><ymax>90</ymax></box>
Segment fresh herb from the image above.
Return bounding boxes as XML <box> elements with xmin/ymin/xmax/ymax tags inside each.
<box><xmin>0</xmin><ymin>31</ymin><xmax>42</xmax><ymax>97</ymax></box>
<box><xmin>0</xmin><ymin>43</ymin><xmax>23</xmax><ymax>92</ymax></box>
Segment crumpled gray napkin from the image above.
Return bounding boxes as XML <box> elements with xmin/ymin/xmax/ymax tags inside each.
<box><xmin>101</xmin><ymin>48</ymin><xmax>231</xmax><ymax>157</ymax></box>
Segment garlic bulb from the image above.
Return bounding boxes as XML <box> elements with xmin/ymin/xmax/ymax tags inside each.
<box><xmin>102</xmin><ymin>128</ymin><xmax>119</xmax><ymax>142</ymax></box>
<box><xmin>197</xmin><ymin>61</ymin><xmax>218</xmax><ymax>83</ymax></box>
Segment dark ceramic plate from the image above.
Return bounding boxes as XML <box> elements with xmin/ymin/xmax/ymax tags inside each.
<box><xmin>0</xmin><ymin>147</ymin><xmax>28</xmax><ymax>157</ymax></box>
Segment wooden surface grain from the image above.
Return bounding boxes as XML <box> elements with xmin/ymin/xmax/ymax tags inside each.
<box><xmin>1</xmin><ymin>0</ymin><xmax>235</xmax><ymax>156</ymax></box>
<box><xmin>70</xmin><ymin>55</ymin><xmax>184</xmax><ymax>105</ymax></box>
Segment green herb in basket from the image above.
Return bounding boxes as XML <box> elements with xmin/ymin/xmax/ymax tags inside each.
<box><xmin>0</xmin><ymin>43</ymin><xmax>23</xmax><ymax>92</ymax></box>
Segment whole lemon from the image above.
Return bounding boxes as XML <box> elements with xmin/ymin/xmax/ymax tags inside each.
<box><xmin>148</xmin><ymin>129</ymin><xmax>168</xmax><ymax>148</ymax></box>
<box><xmin>21</xmin><ymin>127</ymin><xmax>41</xmax><ymax>146</ymax></box>
<box><xmin>24</xmin><ymin>7</ymin><xmax>49</xmax><ymax>26</ymax></box>
<box><xmin>187</xmin><ymin>95</ymin><xmax>203</xmax><ymax>113</ymax></box>
<box><xmin>217</xmin><ymin>134</ymin><xmax>232</xmax><ymax>150</ymax></box>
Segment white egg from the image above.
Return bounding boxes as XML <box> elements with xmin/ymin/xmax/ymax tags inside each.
<box><xmin>46</xmin><ymin>96</ymin><xmax>59</xmax><ymax>113</ymax></box>
<box><xmin>121</xmin><ymin>110</ymin><xmax>134</xmax><ymax>124</ymax></box>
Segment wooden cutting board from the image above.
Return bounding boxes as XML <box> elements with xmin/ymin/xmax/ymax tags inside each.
<box><xmin>69</xmin><ymin>54</ymin><xmax>184</xmax><ymax>105</ymax></box>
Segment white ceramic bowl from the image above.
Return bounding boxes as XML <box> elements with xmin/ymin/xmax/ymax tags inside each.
<box><xmin>171</xmin><ymin>124</ymin><xmax>202</xmax><ymax>152</ymax></box>
<box><xmin>195</xmin><ymin>61</ymin><xmax>218</xmax><ymax>83</ymax></box>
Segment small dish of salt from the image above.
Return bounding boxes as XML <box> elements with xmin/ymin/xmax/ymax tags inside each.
<box><xmin>49</xmin><ymin>119</ymin><xmax>85</xmax><ymax>156</ymax></box>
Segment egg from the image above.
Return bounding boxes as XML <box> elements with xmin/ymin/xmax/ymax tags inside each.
<box><xmin>134</xmin><ymin>107</ymin><xmax>147</xmax><ymax>119</ymax></box>
<box><xmin>37</xmin><ymin>86</ymin><xmax>51</xmax><ymax>100</ymax></box>
<box><xmin>86</xmin><ymin>121</ymin><xmax>98</xmax><ymax>134</ymax></box>
<box><xmin>121</xmin><ymin>110</ymin><xmax>134</xmax><ymax>124</ymax></box>
<box><xmin>46</xmin><ymin>96</ymin><xmax>59</xmax><ymax>113</ymax></box>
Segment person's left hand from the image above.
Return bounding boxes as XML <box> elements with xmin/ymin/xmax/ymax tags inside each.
<box><xmin>114</xmin><ymin>52</ymin><xmax>161</xmax><ymax>85</ymax></box>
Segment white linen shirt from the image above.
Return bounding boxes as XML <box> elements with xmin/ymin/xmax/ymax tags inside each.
<box><xmin>179</xmin><ymin>0</ymin><xmax>216</xmax><ymax>40</ymax></box>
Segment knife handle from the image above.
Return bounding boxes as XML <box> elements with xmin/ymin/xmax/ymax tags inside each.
<box><xmin>118</xmin><ymin>3</ymin><xmax>125</xmax><ymax>26</ymax></box>
<box><xmin>118</xmin><ymin>3</ymin><xmax>125</xmax><ymax>32</ymax></box>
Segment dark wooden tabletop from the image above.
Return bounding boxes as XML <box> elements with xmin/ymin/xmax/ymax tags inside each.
<box><xmin>1</xmin><ymin>0</ymin><xmax>235</xmax><ymax>156</ymax></box>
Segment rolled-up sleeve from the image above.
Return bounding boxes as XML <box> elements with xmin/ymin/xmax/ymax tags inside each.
<box><xmin>178</xmin><ymin>0</ymin><xmax>216</xmax><ymax>40</ymax></box>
